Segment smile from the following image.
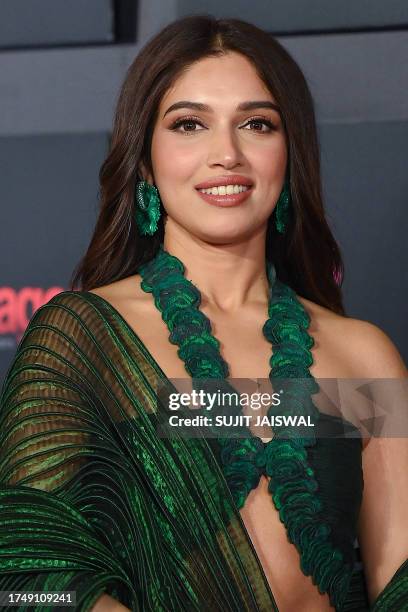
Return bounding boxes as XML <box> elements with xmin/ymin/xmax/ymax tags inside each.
<box><xmin>197</xmin><ymin>185</ymin><xmax>250</xmax><ymax>195</ymax></box>
<box><xmin>195</xmin><ymin>185</ymin><xmax>253</xmax><ymax>207</ymax></box>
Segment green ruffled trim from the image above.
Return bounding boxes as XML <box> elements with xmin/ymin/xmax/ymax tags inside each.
<box><xmin>139</xmin><ymin>245</ymin><xmax>353</xmax><ymax>610</ymax></box>
<box><xmin>261</xmin><ymin>280</ymin><xmax>353</xmax><ymax>609</ymax></box>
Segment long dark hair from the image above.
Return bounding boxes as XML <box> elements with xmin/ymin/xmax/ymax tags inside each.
<box><xmin>70</xmin><ymin>14</ymin><xmax>345</xmax><ymax>315</ymax></box>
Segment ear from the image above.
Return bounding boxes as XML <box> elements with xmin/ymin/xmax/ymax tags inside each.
<box><xmin>138</xmin><ymin>160</ymin><xmax>154</xmax><ymax>184</ymax></box>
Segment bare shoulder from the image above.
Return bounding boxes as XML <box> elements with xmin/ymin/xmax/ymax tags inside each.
<box><xmin>88</xmin><ymin>273</ymin><xmax>149</xmax><ymax>308</ymax></box>
<box><xmin>297</xmin><ymin>295</ymin><xmax>407</xmax><ymax>379</ymax></box>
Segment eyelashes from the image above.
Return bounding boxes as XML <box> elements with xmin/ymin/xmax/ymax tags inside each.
<box><xmin>168</xmin><ymin>115</ymin><xmax>278</xmax><ymax>135</ymax></box>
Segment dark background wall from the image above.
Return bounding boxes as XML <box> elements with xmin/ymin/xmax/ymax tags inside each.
<box><xmin>1</xmin><ymin>0</ymin><xmax>407</xmax><ymax>383</ymax></box>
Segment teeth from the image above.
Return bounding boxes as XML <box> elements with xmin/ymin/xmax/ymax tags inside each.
<box><xmin>198</xmin><ymin>184</ymin><xmax>250</xmax><ymax>195</ymax></box>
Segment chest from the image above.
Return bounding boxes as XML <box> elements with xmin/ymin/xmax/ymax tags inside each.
<box><xmin>119</xmin><ymin>297</ymin><xmax>350</xmax><ymax>382</ymax></box>
<box><xmin>105</xmin><ymin>293</ymin><xmax>363</xmax><ymax>610</ymax></box>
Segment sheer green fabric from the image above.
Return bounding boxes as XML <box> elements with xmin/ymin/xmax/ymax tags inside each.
<box><xmin>0</xmin><ymin>292</ymin><xmax>279</xmax><ymax>611</ymax></box>
<box><xmin>0</xmin><ymin>291</ymin><xmax>406</xmax><ymax>611</ymax></box>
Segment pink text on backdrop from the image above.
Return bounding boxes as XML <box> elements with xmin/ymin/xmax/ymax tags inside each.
<box><xmin>0</xmin><ymin>287</ymin><xmax>65</xmax><ymax>339</ymax></box>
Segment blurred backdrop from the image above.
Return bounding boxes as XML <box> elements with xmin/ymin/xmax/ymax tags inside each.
<box><xmin>1</xmin><ymin>0</ymin><xmax>407</xmax><ymax>383</ymax></box>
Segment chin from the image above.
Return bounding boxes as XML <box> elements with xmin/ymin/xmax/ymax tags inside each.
<box><xmin>193</xmin><ymin>226</ymin><xmax>257</xmax><ymax>245</ymax></box>
<box><xmin>168</xmin><ymin>213</ymin><xmax>263</xmax><ymax>244</ymax></box>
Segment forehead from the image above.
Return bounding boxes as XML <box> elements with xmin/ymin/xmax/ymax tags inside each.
<box><xmin>159</xmin><ymin>52</ymin><xmax>275</xmax><ymax>109</ymax></box>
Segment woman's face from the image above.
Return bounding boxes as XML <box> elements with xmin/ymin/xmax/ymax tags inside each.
<box><xmin>147</xmin><ymin>51</ymin><xmax>288</xmax><ymax>244</ymax></box>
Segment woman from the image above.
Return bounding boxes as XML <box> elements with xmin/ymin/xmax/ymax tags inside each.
<box><xmin>0</xmin><ymin>15</ymin><xmax>407</xmax><ymax>612</ymax></box>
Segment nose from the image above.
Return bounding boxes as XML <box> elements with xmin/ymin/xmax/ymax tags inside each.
<box><xmin>207</xmin><ymin>125</ymin><xmax>244</xmax><ymax>168</ymax></box>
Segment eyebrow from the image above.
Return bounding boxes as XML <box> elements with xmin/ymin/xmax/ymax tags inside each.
<box><xmin>162</xmin><ymin>100</ymin><xmax>281</xmax><ymax>118</ymax></box>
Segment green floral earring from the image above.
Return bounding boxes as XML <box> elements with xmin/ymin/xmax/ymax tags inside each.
<box><xmin>274</xmin><ymin>178</ymin><xmax>291</xmax><ymax>234</ymax></box>
<box><xmin>134</xmin><ymin>179</ymin><xmax>161</xmax><ymax>236</ymax></box>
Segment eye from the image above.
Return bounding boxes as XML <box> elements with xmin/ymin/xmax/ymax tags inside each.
<box><xmin>169</xmin><ymin>116</ymin><xmax>205</xmax><ymax>134</ymax></box>
<box><xmin>242</xmin><ymin>117</ymin><xmax>277</xmax><ymax>132</ymax></box>
<box><xmin>168</xmin><ymin>115</ymin><xmax>278</xmax><ymax>135</ymax></box>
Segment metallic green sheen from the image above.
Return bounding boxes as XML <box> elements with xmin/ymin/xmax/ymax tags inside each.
<box><xmin>138</xmin><ymin>245</ymin><xmax>407</xmax><ymax>611</ymax></box>
<box><xmin>0</xmin><ymin>275</ymin><xmax>405</xmax><ymax>610</ymax></box>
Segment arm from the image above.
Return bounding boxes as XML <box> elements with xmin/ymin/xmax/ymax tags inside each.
<box><xmin>352</xmin><ymin>322</ymin><xmax>408</xmax><ymax>608</ymax></box>
<box><xmin>359</xmin><ymin>437</ymin><xmax>408</xmax><ymax>606</ymax></box>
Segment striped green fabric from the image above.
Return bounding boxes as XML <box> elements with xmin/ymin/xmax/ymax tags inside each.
<box><xmin>0</xmin><ymin>291</ymin><xmax>406</xmax><ymax>610</ymax></box>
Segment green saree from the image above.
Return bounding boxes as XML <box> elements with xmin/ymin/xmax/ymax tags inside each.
<box><xmin>0</xmin><ymin>291</ymin><xmax>406</xmax><ymax>611</ymax></box>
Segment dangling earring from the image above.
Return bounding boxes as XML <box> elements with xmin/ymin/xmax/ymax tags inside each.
<box><xmin>274</xmin><ymin>177</ymin><xmax>291</xmax><ymax>234</ymax></box>
<box><xmin>134</xmin><ymin>179</ymin><xmax>161</xmax><ymax>236</ymax></box>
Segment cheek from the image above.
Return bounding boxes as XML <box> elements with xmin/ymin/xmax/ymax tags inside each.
<box><xmin>152</xmin><ymin>133</ymin><xmax>200</xmax><ymax>183</ymax></box>
<box><xmin>251</xmin><ymin>137</ymin><xmax>287</xmax><ymax>179</ymax></box>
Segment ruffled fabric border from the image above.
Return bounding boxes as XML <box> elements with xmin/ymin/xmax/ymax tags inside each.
<box><xmin>139</xmin><ymin>246</ymin><xmax>354</xmax><ymax>610</ymax></box>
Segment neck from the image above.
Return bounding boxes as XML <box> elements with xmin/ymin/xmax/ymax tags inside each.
<box><xmin>162</xmin><ymin>219</ymin><xmax>270</xmax><ymax>314</ymax></box>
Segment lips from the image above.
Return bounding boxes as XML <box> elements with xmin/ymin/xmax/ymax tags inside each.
<box><xmin>195</xmin><ymin>185</ymin><xmax>252</xmax><ymax>207</ymax></box>
<box><xmin>194</xmin><ymin>175</ymin><xmax>253</xmax><ymax>189</ymax></box>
